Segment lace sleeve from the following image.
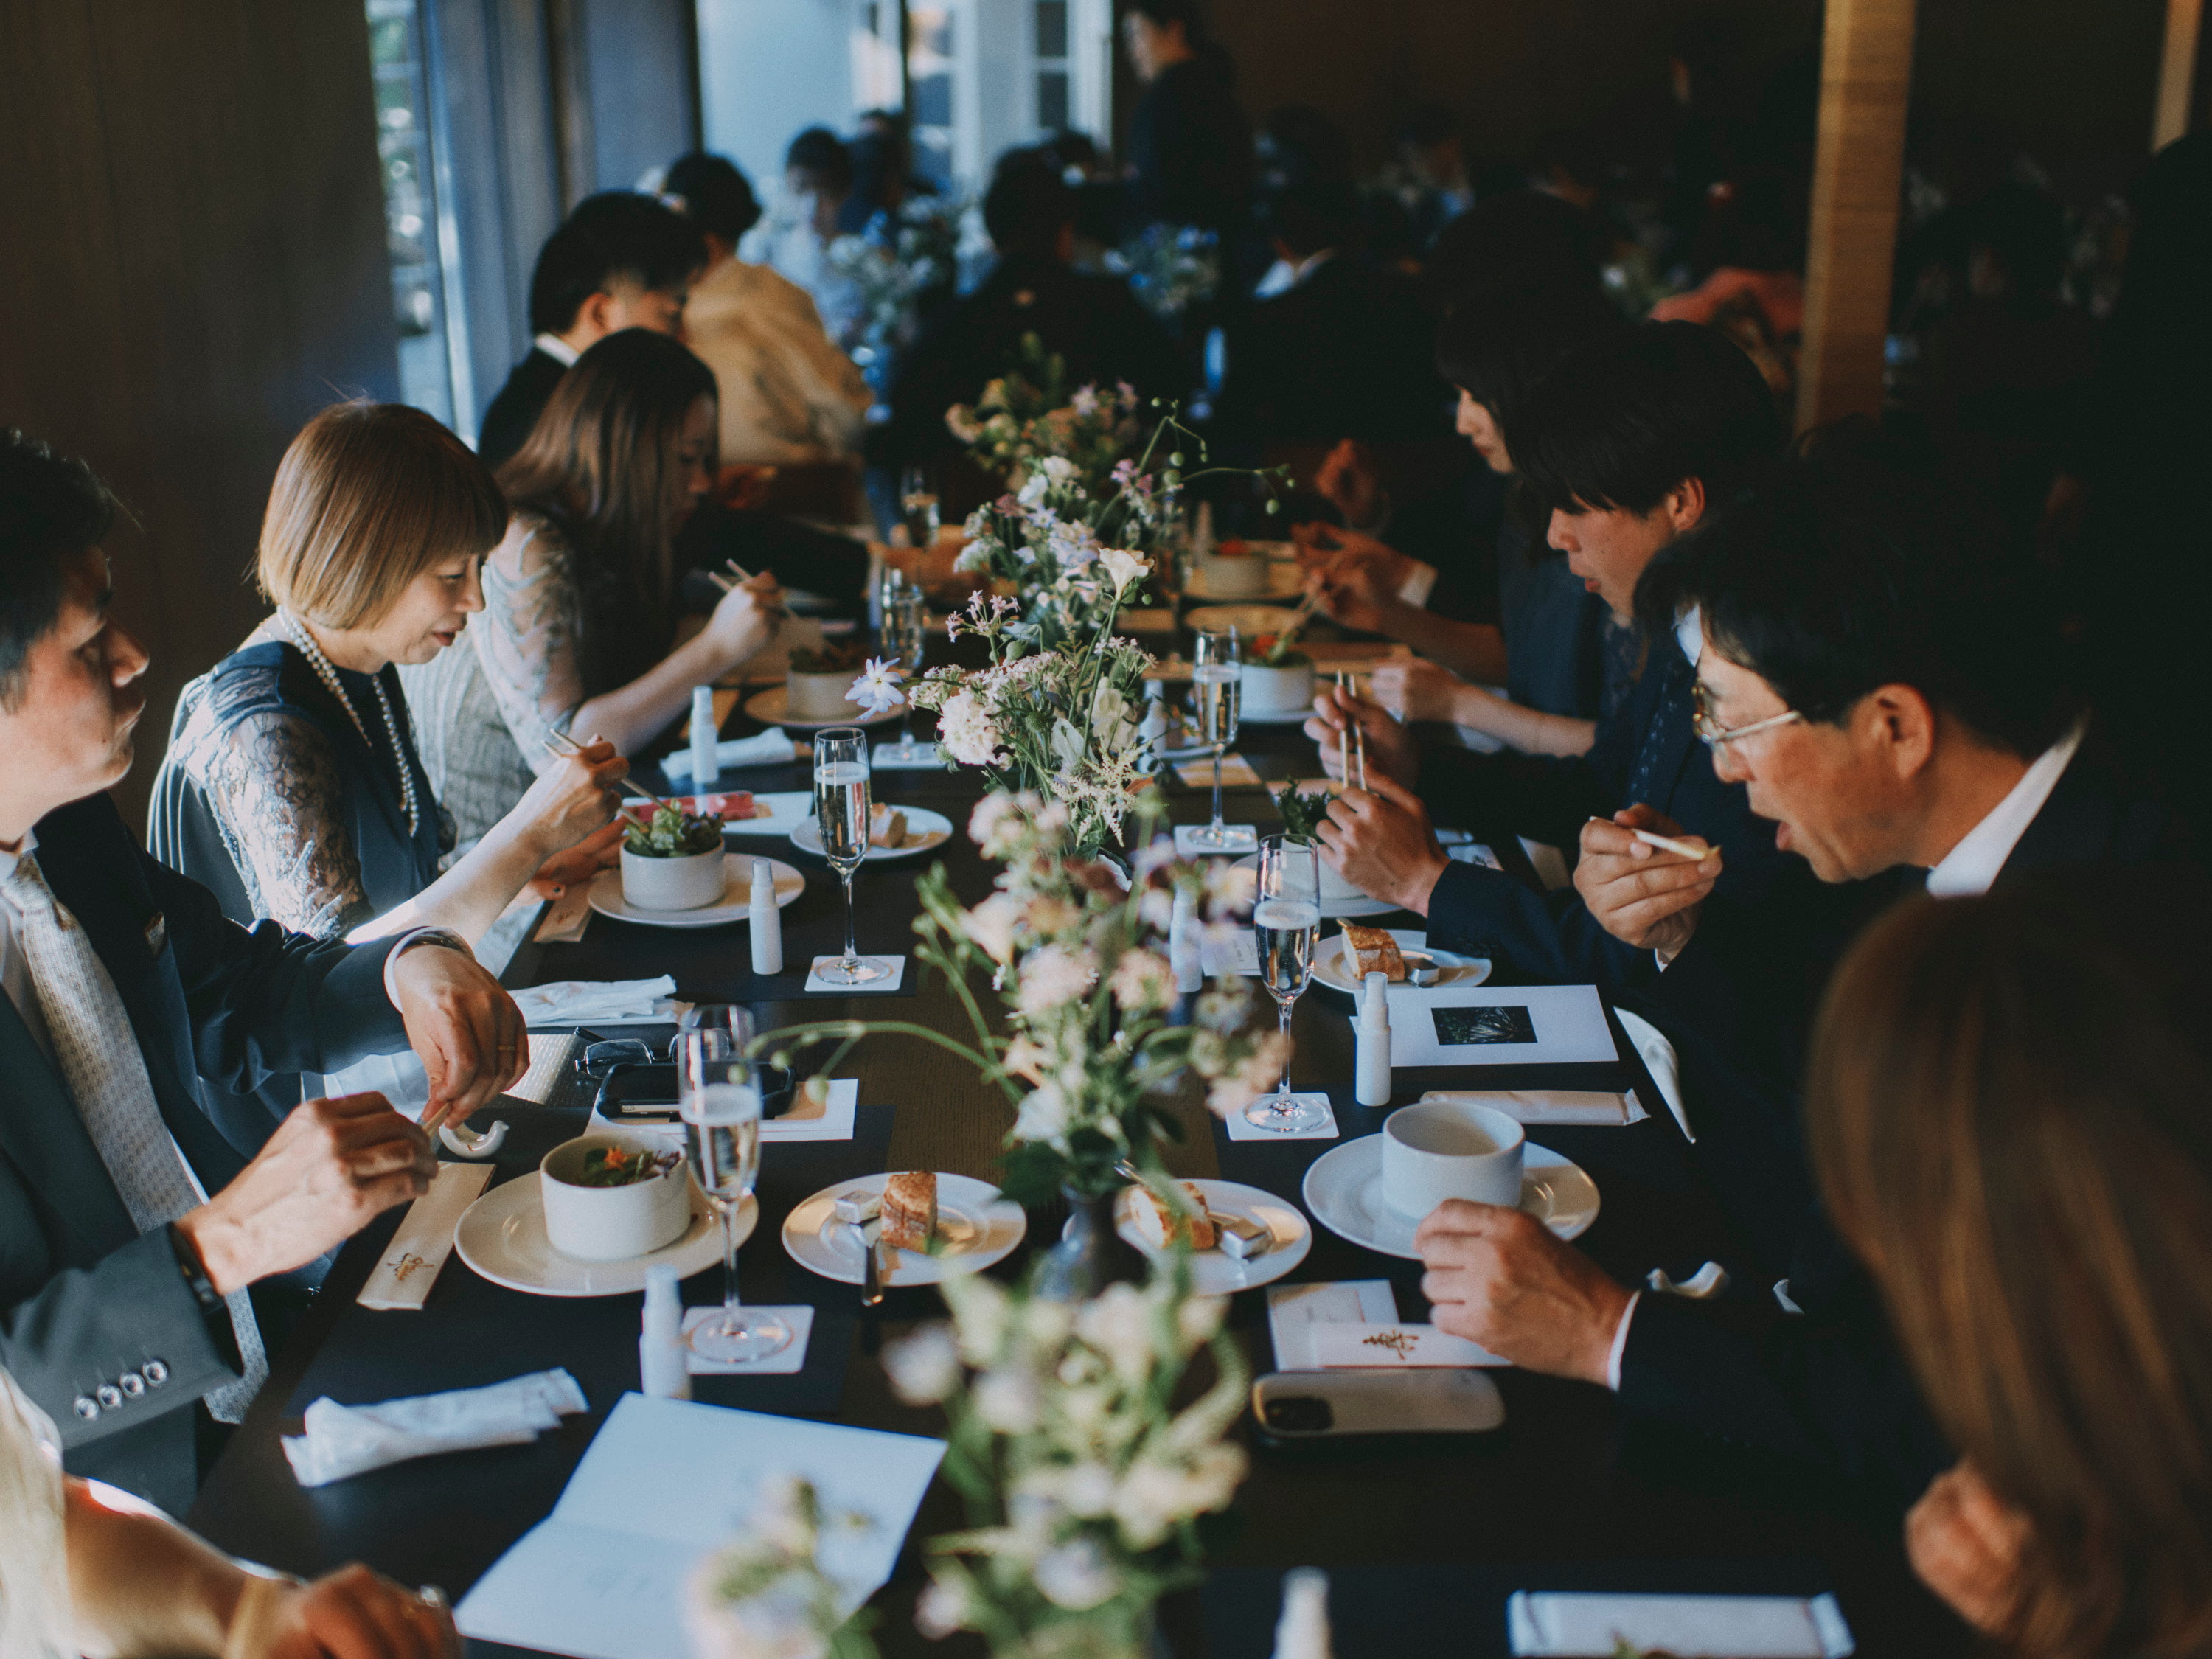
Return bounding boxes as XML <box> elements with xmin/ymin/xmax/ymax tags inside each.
<box><xmin>473</xmin><ymin>521</ymin><xmax>585</xmax><ymax>773</ymax></box>
<box><xmin>208</xmin><ymin>709</ymin><xmax>376</xmax><ymax>939</ymax></box>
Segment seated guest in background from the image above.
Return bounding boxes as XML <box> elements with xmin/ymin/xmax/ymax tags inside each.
<box><xmin>404</xmin><ymin>330</ymin><xmax>782</xmax><ymax>855</ymax></box>
<box><xmin>0</xmin><ymin>1362</ymin><xmax>456</xmax><ymax>1657</ymax></box>
<box><xmin>1306</xmin><ymin>321</ymin><xmax>1800</xmax><ymax>992</ymax></box>
<box><xmin>663</xmin><ymin>151</ymin><xmax>872</xmax><ymax>472</ymax></box>
<box><xmin>1419</xmin><ymin>187</ymin><xmax>1613</xmax><ymax>317</ymax></box>
<box><xmin>0</xmin><ymin>431</ymin><xmax>522</xmax><ymax>1511</ymax></box>
<box><xmin>763</xmin><ymin>127</ymin><xmax>860</xmax><ymax>340</ymax></box>
<box><xmin>477</xmin><ymin>191</ymin><xmax>706</xmax><ymax>470</ymax></box>
<box><xmin>1390</xmin><ymin>102</ymin><xmax>1476</xmax><ymax>251</ymax></box>
<box><xmin>879</xmin><ymin>151</ymin><xmax>1182</xmax><ymax>493</ymax></box>
<box><xmin>1301</xmin><ymin>281</ymin><xmax>1632</xmax><ymax>748</ymax></box>
<box><xmin>153</xmin><ymin>402</ymin><xmax>625</xmax><ymax>943</ymax></box>
<box><xmin>1809</xmin><ymin>875</ymin><xmax>2212</xmax><ymax>1650</ymax></box>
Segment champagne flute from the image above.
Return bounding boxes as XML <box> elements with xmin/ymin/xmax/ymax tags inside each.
<box><xmin>813</xmin><ymin>727</ymin><xmax>886</xmax><ymax>984</ymax></box>
<box><xmin>883</xmin><ymin>588</ymin><xmax>928</xmax><ymax>762</ymax></box>
<box><xmin>1189</xmin><ymin>628</ymin><xmax>1245</xmax><ymax>849</ymax></box>
<box><xmin>1245</xmin><ymin>835</ymin><xmax>1326</xmax><ymax>1133</ymax></box>
<box><xmin>899</xmin><ymin>465</ymin><xmax>940</xmax><ymax>554</ymax></box>
<box><xmin>678</xmin><ymin>1006</ymin><xmax>792</xmax><ymax>1362</ymax></box>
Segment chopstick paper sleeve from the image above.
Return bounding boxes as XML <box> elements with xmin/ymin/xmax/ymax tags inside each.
<box><xmin>357</xmin><ymin>1162</ymin><xmax>494</xmax><ymax>1310</ymax></box>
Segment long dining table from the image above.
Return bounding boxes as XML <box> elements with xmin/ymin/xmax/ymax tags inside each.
<box><xmin>185</xmin><ymin>680</ymin><xmax>1968</xmax><ymax>1658</ymax></box>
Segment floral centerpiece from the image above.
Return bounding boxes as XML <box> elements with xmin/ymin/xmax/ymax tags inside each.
<box><xmin>827</xmin><ymin>195</ymin><xmax>966</xmax><ymax>373</ymax></box>
<box><xmin>1103</xmin><ymin>224</ymin><xmax>1220</xmax><ymax>326</ymax></box>
<box><xmin>886</xmin><ymin>1262</ymin><xmax>1248</xmax><ymax>1659</ymax></box>
<box><xmin>946</xmin><ymin>335</ymin><xmax>1144</xmax><ymax>486</ymax></box>
<box><xmin>687</xmin><ymin>1475</ymin><xmax>881</xmax><ymax>1659</ymax></box>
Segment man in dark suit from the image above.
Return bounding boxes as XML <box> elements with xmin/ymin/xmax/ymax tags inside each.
<box><xmin>1408</xmin><ymin>449</ymin><xmax>2191</xmax><ymax>1501</ymax></box>
<box><xmin>1306</xmin><ymin>323</ymin><xmax>1811</xmax><ymax>994</ymax></box>
<box><xmin>0</xmin><ymin>433</ymin><xmax>527</xmax><ymax>1512</ymax></box>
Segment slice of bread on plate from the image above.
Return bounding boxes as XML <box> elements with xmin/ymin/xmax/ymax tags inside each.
<box><xmin>881</xmin><ymin>1171</ymin><xmax>937</xmax><ymax>1251</ymax></box>
<box><xmin>1128</xmin><ymin>1182</ymin><xmax>1217</xmax><ymax>1251</ymax></box>
<box><xmin>1340</xmin><ymin>923</ymin><xmax>1405</xmax><ymax>981</ymax></box>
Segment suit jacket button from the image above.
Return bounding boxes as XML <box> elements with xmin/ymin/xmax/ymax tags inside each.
<box><xmin>95</xmin><ymin>1383</ymin><xmax>124</xmax><ymax>1411</ymax></box>
<box><xmin>142</xmin><ymin>1360</ymin><xmax>170</xmax><ymax>1386</ymax></box>
<box><xmin>119</xmin><ymin>1371</ymin><xmax>146</xmax><ymax>1397</ymax></box>
<box><xmin>73</xmin><ymin>1396</ymin><xmax>100</xmax><ymax>1421</ymax></box>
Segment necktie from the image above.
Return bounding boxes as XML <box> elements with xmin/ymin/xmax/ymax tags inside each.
<box><xmin>1</xmin><ymin>855</ymin><xmax>265</xmax><ymax>1422</ymax></box>
<box><xmin>1627</xmin><ymin>656</ymin><xmax>1691</xmax><ymax>808</ymax></box>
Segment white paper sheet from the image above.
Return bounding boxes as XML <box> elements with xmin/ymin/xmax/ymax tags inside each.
<box><xmin>1387</xmin><ymin>984</ymin><xmax>1618</xmax><ymax>1068</ymax></box>
<box><xmin>1265</xmin><ymin>1279</ymin><xmax>1397</xmax><ymax>1368</ymax></box>
<box><xmin>456</xmin><ymin>1394</ymin><xmax>945</xmax><ymax>1659</ymax></box>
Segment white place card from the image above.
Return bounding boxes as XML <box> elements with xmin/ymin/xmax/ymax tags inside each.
<box><xmin>1223</xmin><ymin>1091</ymin><xmax>1338</xmax><ymax>1141</ymax></box>
<box><xmin>805</xmin><ymin>955</ymin><xmax>907</xmax><ymax>993</ymax></box>
<box><xmin>357</xmin><ymin>1161</ymin><xmax>493</xmax><ymax>1310</ymax></box>
<box><xmin>1199</xmin><ymin>931</ymin><xmax>1259</xmax><ymax>976</ymax></box>
<box><xmin>1175</xmin><ymin>822</ymin><xmax>1258</xmax><ymax>855</ymax></box>
<box><xmin>455</xmin><ymin>1395</ymin><xmax>945</xmax><ymax>1659</ymax></box>
<box><xmin>1388</xmin><ymin>983</ymin><xmax>1619</xmax><ymax>1069</ymax></box>
<box><xmin>681</xmin><ymin>1306</ymin><xmax>815</xmax><ymax>1375</ymax></box>
<box><xmin>1175</xmin><ymin>754</ymin><xmax>1262</xmax><ymax>790</ymax></box>
<box><xmin>1309</xmin><ymin>1321</ymin><xmax>1506</xmax><ymax>1368</ymax></box>
<box><xmin>1506</xmin><ymin>1591</ymin><xmax>1854</xmax><ymax>1658</ymax></box>
<box><xmin>1265</xmin><ymin>1279</ymin><xmax>1396</xmax><ymax>1368</ymax></box>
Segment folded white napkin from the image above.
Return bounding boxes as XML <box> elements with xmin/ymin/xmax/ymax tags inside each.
<box><xmin>511</xmin><ymin>976</ymin><xmax>677</xmax><ymax>1026</ymax></box>
<box><xmin>661</xmin><ymin>728</ymin><xmax>795</xmax><ymax>780</ymax></box>
<box><xmin>1506</xmin><ymin>1590</ymin><xmax>1853</xmax><ymax>1658</ymax></box>
<box><xmin>1613</xmin><ymin>1009</ymin><xmax>1691</xmax><ymax>1142</ymax></box>
<box><xmin>1417</xmin><ymin>1088</ymin><xmax>1648</xmax><ymax>1127</ymax></box>
<box><xmin>282</xmin><ymin>1368</ymin><xmax>588</xmax><ymax>1487</ymax></box>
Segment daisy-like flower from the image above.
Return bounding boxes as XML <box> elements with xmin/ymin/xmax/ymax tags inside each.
<box><xmin>1070</xmin><ymin>385</ymin><xmax>1102</xmax><ymax>417</ymax></box>
<box><xmin>846</xmin><ymin>657</ymin><xmax>907</xmax><ymax>715</ymax></box>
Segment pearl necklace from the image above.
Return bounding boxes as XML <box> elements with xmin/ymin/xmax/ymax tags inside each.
<box><xmin>274</xmin><ymin>608</ymin><xmax>420</xmax><ymax>838</ymax></box>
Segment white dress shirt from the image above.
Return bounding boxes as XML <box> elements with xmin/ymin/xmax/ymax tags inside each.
<box><xmin>532</xmin><ymin>332</ymin><xmax>580</xmax><ymax>368</ymax></box>
<box><xmin>1924</xmin><ymin>717</ymin><xmax>2087</xmax><ymax>897</ymax></box>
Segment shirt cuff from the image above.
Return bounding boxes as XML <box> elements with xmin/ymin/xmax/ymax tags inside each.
<box><xmin>381</xmin><ymin>928</ymin><xmax>473</xmax><ymax>1006</ymax></box>
<box><xmin>1604</xmin><ymin>1290</ymin><xmax>1642</xmax><ymax>1391</ymax></box>
<box><xmin>1396</xmin><ymin>560</ymin><xmax>1439</xmax><ymax>610</ymax></box>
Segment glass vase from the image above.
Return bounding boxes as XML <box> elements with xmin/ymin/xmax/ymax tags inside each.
<box><xmin>1034</xmin><ymin>1183</ymin><xmax>1150</xmax><ymax>1302</ymax></box>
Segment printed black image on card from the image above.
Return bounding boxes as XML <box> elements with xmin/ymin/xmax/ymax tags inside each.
<box><xmin>1431</xmin><ymin>1005</ymin><xmax>1537</xmax><ymax>1046</ymax></box>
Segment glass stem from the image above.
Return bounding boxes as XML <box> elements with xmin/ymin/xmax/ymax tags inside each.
<box><xmin>1210</xmin><ymin>746</ymin><xmax>1225</xmax><ymax>833</ymax></box>
<box><xmin>721</xmin><ymin>1204</ymin><xmax>743</xmax><ymax>1315</ymax></box>
<box><xmin>1277</xmin><ymin>996</ymin><xmax>1295</xmax><ymax>1101</ymax></box>
<box><xmin>841</xmin><ymin>868</ymin><xmax>860</xmax><ymax>962</ymax></box>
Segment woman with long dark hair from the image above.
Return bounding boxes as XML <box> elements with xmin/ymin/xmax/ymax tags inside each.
<box><xmin>405</xmin><ymin>327</ymin><xmax>781</xmax><ymax>850</ymax></box>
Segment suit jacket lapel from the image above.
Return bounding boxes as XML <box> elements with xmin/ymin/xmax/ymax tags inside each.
<box><xmin>0</xmin><ymin>995</ymin><xmax>138</xmax><ymax>1262</ymax></box>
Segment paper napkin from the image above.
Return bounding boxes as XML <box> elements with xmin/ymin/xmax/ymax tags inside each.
<box><xmin>512</xmin><ymin>976</ymin><xmax>678</xmax><ymax>1026</ymax></box>
<box><xmin>1223</xmin><ymin>1091</ymin><xmax>1338</xmax><ymax>1141</ymax></box>
<box><xmin>357</xmin><ymin>1162</ymin><xmax>493</xmax><ymax>1310</ymax></box>
<box><xmin>661</xmin><ymin>728</ymin><xmax>796</xmax><ymax>781</ymax></box>
<box><xmin>282</xmin><ymin>1367</ymin><xmax>588</xmax><ymax>1487</ymax></box>
<box><xmin>1416</xmin><ymin>1088</ymin><xmax>1649</xmax><ymax>1127</ymax></box>
<box><xmin>1506</xmin><ymin>1591</ymin><xmax>1854</xmax><ymax>1658</ymax></box>
<box><xmin>1175</xmin><ymin>823</ymin><xmax>1259</xmax><ymax>856</ymax></box>
<box><xmin>805</xmin><ymin>956</ymin><xmax>907</xmax><ymax>992</ymax></box>
<box><xmin>1266</xmin><ymin>1279</ymin><xmax>1397</xmax><ymax>1367</ymax></box>
<box><xmin>591</xmin><ymin>1079</ymin><xmax>860</xmax><ymax>1146</ymax></box>
<box><xmin>1309</xmin><ymin>1322</ymin><xmax>1506</xmax><ymax>1368</ymax></box>
<box><xmin>681</xmin><ymin>1307</ymin><xmax>815</xmax><ymax>1375</ymax></box>
<box><xmin>1613</xmin><ymin>1007</ymin><xmax>1691</xmax><ymax>1142</ymax></box>
<box><xmin>1175</xmin><ymin>754</ymin><xmax>1262</xmax><ymax>789</ymax></box>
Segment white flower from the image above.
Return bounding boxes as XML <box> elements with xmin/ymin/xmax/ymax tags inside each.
<box><xmin>1001</xmin><ymin>1034</ymin><xmax>1051</xmax><ymax>1082</ymax></box>
<box><xmin>1074</xmin><ymin>1283</ymin><xmax>1156</xmax><ymax>1382</ymax></box>
<box><xmin>846</xmin><ymin>657</ymin><xmax>907</xmax><ymax>715</ymax></box>
<box><xmin>1016</xmin><ymin>945</ymin><xmax>1097</xmax><ymax>1015</ymax></box>
<box><xmin>945</xmin><ymin>405</ymin><xmax>982</xmax><ymax>442</ymax></box>
<box><xmin>1012</xmin><ymin>1081</ymin><xmax>1072</xmax><ymax>1144</ymax></box>
<box><xmin>1098</xmin><ymin>546</ymin><xmax>1148</xmax><ymax>594</ymax></box>
<box><xmin>1108</xmin><ymin>948</ymin><xmax>1173</xmax><ymax>1012</ymax></box>
<box><xmin>1034</xmin><ymin>1539</ymin><xmax>1120</xmax><ymax>1611</ymax></box>
<box><xmin>1040</xmin><ymin>455</ymin><xmax>1078</xmax><ymax>482</ymax></box>
<box><xmin>1069</xmin><ymin>385</ymin><xmax>1101</xmax><ymax>417</ymax></box>
<box><xmin>883</xmin><ymin>1324</ymin><xmax>962</xmax><ymax>1405</ymax></box>
<box><xmin>938</xmin><ymin>689</ymin><xmax>1008</xmax><ymax>768</ymax></box>
<box><xmin>962</xmin><ymin>891</ymin><xmax>1023</xmax><ymax>962</ymax></box>
<box><xmin>973</xmin><ymin>1367</ymin><xmax>1041</xmax><ymax>1434</ymax></box>
<box><xmin>1046</xmin><ymin>519</ymin><xmax>1100</xmax><ymax>571</ymax></box>
<box><xmin>1177</xmin><ymin>1295</ymin><xmax>1227</xmax><ymax>1345</ymax></box>
<box><xmin>1017</xmin><ymin>471</ymin><xmax>1051</xmax><ymax>508</ymax></box>
<box><xmin>914</xmin><ymin>1576</ymin><xmax>970</xmax><ymax>1640</ymax></box>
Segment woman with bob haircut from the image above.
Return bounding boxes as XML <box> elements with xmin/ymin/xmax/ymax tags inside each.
<box><xmin>403</xmin><ymin>327</ymin><xmax>782</xmax><ymax>851</ymax></box>
<box><xmin>1808</xmin><ymin>869</ymin><xmax>2212</xmax><ymax>1653</ymax></box>
<box><xmin>152</xmin><ymin>400</ymin><xmax>627</xmax><ymax>949</ymax></box>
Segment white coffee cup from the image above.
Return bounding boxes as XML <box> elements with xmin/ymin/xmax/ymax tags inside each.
<box><xmin>1380</xmin><ymin>1101</ymin><xmax>1525</xmax><ymax>1218</ymax></box>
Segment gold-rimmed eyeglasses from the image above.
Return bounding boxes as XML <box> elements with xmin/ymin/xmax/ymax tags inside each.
<box><xmin>1691</xmin><ymin>678</ymin><xmax>1804</xmax><ymax>749</ymax></box>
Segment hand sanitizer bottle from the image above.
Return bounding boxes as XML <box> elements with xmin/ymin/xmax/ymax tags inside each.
<box><xmin>689</xmin><ymin>686</ymin><xmax>719</xmax><ymax>786</ymax></box>
<box><xmin>1270</xmin><ymin>1568</ymin><xmax>1333</xmax><ymax>1659</ymax></box>
<box><xmin>640</xmin><ymin>1263</ymin><xmax>689</xmax><ymax>1399</ymax></box>
<box><xmin>749</xmin><ymin>856</ymin><xmax>782</xmax><ymax>975</ymax></box>
<box><xmin>1355</xmin><ymin>971</ymin><xmax>1391</xmax><ymax>1107</ymax></box>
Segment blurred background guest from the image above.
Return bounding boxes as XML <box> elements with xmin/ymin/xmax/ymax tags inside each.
<box><xmin>1120</xmin><ymin>0</ymin><xmax>1253</xmax><ymax>246</ymax></box>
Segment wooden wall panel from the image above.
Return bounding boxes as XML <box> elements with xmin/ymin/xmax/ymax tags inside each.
<box><xmin>0</xmin><ymin>0</ymin><xmax>399</xmax><ymax>830</ymax></box>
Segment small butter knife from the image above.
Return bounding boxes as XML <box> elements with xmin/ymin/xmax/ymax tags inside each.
<box><xmin>854</xmin><ymin>1220</ymin><xmax>884</xmax><ymax>1307</ymax></box>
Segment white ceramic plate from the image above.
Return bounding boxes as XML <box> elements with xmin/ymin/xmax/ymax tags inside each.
<box><xmin>455</xmin><ymin>1173</ymin><xmax>744</xmax><ymax>1296</ymax></box>
<box><xmin>741</xmin><ymin>686</ymin><xmax>902</xmax><ymax>731</ymax></box>
<box><xmin>787</xmin><ymin>806</ymin><xmax>953</xmax><ymax>862</ymax></box>
<box><xmin>1234</xmin><ymin>705</ymin><xmax>1318</xmax><ymax>726</ymax></box>
<box><xmin>1183</xmin><ymin>562</ymin><xmax>1304</xmax><ymax>602</ymax></box>
<box><xmin>586</xmin><ymin>855</ymin><xmax>804</xmax><ymax>930</ymax></box>
<box><xmin>782</xmin><ymin>1172</ymin><xmax>1026</xmax><ymax>1287</ymax></box>
<box><xmin>1184</xmin><ymin>605</ymin><xmax>1304</xmax><ymax>637</ymax></box>
<box><xmin>1229</xmin><ymin>853</ymin><xmax>1399</xmax><ymax>921</ymax></box>
<box><xmin>1311</xmin><ymin>928</ymin><xmax>1492</xmax><ymax>996</ymax></box>
<box><xmin>1301</xmin><ymin>1136</ymin><xmax>1598</xmax><ymax>1259</ymax></box>
<box><xmin>708</xmin><ymin>790</ymin><xmax>814</xmax><ymax>835</ymax></box>
<box><xmin>1113</xmin><ymin>1178</ymin><xmax>1312</xmax><ymax>1294</ymax></box>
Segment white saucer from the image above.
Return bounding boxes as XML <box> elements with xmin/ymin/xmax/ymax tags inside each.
<box><xmin>782</xmin><ymin>1172</ymin><xmax>1026</xmax><ymax>1287</ymax></box>
<box><xmin>1301</xmin><ymin>1136</ymin><xmax>1599</xmax><ymax>1259</ymax></box>
<box><xmin>1183</xmin><ymin>563</ymin><xmax>1304</xmax><ymax>602</ymax></box>
<box><xmin>788</xmin><ymin>806</ymin><xmax>953</xmax><ymax>862</ymax></box>
<box><xmin>1230</xmin><ymin>853</ymin><xmax>1399</xmax><ymax>920</ymax></box>
<box><xmin>455</xmin><ymin>1173</ymin><xmax>742</xmax><ymax>1296</ymax></box>
<box><xmin>742</xmin><ymin>687</ymin><xmax>902</xmax><ymax>731</ymax></box>
<box><xmin>1185</xmin><ymin>604</ymin><xmax>1304</xmax><ymax>637</ymax></box>
<box><xmin>1113</xmin><ymin>1178</ymin><xmax>1311</xmax><ymax>1294</ymax></box>
<box><xmin>1311</xmin><ymin>928</ymin><xmax>1492</xmax><ymax>996</ymax></box>
<box><xmin>587</xmin><ymin>855</ymin><xmax>804</xmax><ymax>929</ymax></box>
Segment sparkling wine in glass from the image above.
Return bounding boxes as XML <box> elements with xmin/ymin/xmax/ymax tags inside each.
<box><xmin>883</xmin><ymin>589</ymin><xmax>928</xmax><ymax>761</ymax></box>
<box><xmin>899</xmin><ymin>465</ymin><xmax>940</xmax><ymax>554</ymax></box>
<box><xmin>1245</xmin><ymin>836</ymin><xmax>1326</xmax><ymax>1133</ymax></box>
<box><xmin>813</xmin><ymin>728</ymin><xmax>886</xmax><ymax>984</ymax></box>
<box><xmin>1189</xmin><ymin>629</ymin><xmax>1247</xmax><ymax>850</ymax></box>
<box><xmin>678</xmin><ymin>1005</ymin><xmax>791</xmax><ymax>1361</ymax></box>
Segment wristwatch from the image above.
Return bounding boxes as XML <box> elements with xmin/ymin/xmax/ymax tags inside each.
<box><xmin>382</xmin><ymin>926</ymin><xmax>476</xmax><ymax>1004</ymax></box>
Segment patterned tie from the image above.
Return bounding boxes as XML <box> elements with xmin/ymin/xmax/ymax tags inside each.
<box><xmin>1627</xmin><ymin>655</ymin><xmax>1691</xmax><ymax>808</ymax></box>
<box><xmin>2</xmin><ymin>855</ymin><xmax>265</xmax><ymax>1422</ymax></box>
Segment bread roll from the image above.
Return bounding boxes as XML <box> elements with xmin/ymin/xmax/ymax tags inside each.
<box><xmin>1340</xmin><ymin>924</ymin><xmax>1405</xmax><ymax>981</ymax></box>
<box><xmin>881</xmin><ymin>1171</ymin><xmax>937</xmax><ymax>1252</ymax></box>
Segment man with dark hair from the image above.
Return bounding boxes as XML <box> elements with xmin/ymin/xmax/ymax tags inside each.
<box><xmin>1121</xmin><ymin>0</ymin><xmax>1253</xmax><ymax>237</ymax></box>
<box><xmin>1411</xmin><ymin>444</ymin><xmax>2190</xmax><ymax>1503</ymax></box>
<box><xmin>877</xmin><ymin>147</ymin><xmax>1181</xmax><ymax>485</ymax></box>
<box><xmin>0</xmin><ymin>433</ymin><xmax>526</xmax><ymax>1512</ymax></box>
<box><xmin>477</xmin><ymin>191</ymin><xmax>708</xmax><ymax>470</ymax></box>
<box><xmin>1307</xmin><ymin>321</ymin><xmax>1801</xmax><ymax>994</ymax></box>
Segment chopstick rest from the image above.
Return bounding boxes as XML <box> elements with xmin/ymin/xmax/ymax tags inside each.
<box><xmin>357</xmin><ymin>1162</ymin><xmax>494</xmax><ymax>1310</ymax></box>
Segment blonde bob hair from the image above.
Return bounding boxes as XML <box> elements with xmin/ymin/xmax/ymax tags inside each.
<box><xmin>255</xmin><ymin>401</ymin><xmax>505</xmax><ymax>629</ymax></box>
